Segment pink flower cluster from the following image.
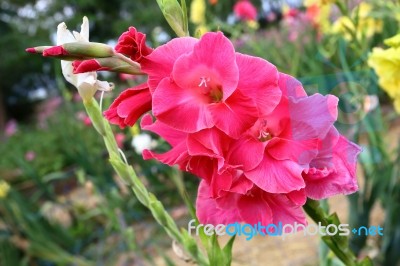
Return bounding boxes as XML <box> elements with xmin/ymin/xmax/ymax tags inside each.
<box><xmin>105</xmin><ymin>29</ymin><xmax>361</xmax><ymax>228</ymax></box>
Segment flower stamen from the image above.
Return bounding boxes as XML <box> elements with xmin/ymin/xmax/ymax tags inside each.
<box><xmin>198</xmin><ymin>76</ymin><xmax>210</xmax><ymax>87</ymax></box>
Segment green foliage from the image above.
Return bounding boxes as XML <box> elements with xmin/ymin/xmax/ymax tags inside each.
<box><xmin>0</xmin><ymin>95</ymin><xmax>200</xmax><ymax>264</ymax></box>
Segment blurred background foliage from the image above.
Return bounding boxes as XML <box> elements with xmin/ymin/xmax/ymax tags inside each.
<box><xmin>1</xmin><ymin>0</ymin><xmax>400</xmax><ymax>265</ymax></box>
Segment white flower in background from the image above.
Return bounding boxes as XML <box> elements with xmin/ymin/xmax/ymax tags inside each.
<box><xmin>57</xmin><ymin>16</ymin><xmax>113</xmax><ymax>101</ymax></box>
<box><xmin>40</xmin><ymin>201</ymin><xmax>72</xmax><ymax>228</ymax></box>
<box><xmin>131</xmin><ymin>133</ymin><xmax>156</xmax><ymax>154</ymax></box>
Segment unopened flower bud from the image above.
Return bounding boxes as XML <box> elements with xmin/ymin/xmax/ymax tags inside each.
<box><xmin>43</xmin><ymin>42</ymin><xmax>114</xmax><ymax>59</ymax></box>
<box><xmin>25</xmin><ymin>46</ymin><xmax>52</xmax><ymax>54</ymax></box>
<box><xmin>73</xmin><ymin>57</ymin><xmax>143</xmax><ymax>75</ymax></box>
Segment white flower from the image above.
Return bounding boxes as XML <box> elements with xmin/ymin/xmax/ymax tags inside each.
<box><xmin>57</xmin><ymin>16</ymin><xmax>113</xmax><ymax>101</ymax></box>
<box><xmin>131</xmin><ymin>133</ymin><xmax>156</xmax><ymax>154</ymax></box>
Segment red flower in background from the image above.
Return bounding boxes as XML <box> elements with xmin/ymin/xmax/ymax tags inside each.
<box><xmin>233</xmin><ymin>0</ymin><xmax>258</xmax><ymax>21</ymax></box>
<box><xmin>115</xmin><ymin>27</ymin><xmax>153</xmax><ymax>62</ymax></box>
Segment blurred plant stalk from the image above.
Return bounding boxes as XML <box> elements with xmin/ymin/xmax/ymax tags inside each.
<box><xmin>304</xmin><ymin>199</ymin><xmax>372</xmax><ymax>266</ymax></box>
<box><xmin>83</xmin><ymin>98</ymin><xmax>210</xmax><ymax>265</ymax></box>
<box><xmin>331</xmin><ymin>1</ymin><xmax>400</xmax><ymax>265</ymax></box>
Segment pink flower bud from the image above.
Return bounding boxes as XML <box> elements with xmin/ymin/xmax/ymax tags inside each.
<box><xmin>43</xmin><ymin>42</ymin><xmax>114</xmax><ymax>59</ymax></box>
<box><xmin>73</xmin><ymin>59</ymin><xmax>111</xmax><ymax>73</ymax></box>
<box><xmin>115</xmin><ymin>27</ymin><xmax>153</xmax><ymax>62</ymax></box>
<box><xmin>43</xmin><ymin>45</ymin><xmax>69</xmax><ymax>57</ymax></box>
<box><xmin>73</xmin><ymin>58</ymin><xmax>142</xmax><ymax>75</ymax></box>
<box><xmin>25</xmin><ymin>46</ymin><xmax>52</xmax><ymax>54</ymax></box>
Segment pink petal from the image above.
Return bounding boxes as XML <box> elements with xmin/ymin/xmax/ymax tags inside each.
<box><xmin>152</xmin><ymin>78</ymin><xmax>214</xmax><ymax>132</ymax></box>
<box><xmin>141</xmin><ymin>37</ymin><xmax>197</xmax><ymax>92</ymax></box>
<box><xmin>140</xmin><ymin>114</ymin><xmax>186</xmax><ymax>147</ymax></box>
<box><xmin>196</xmin><ymin>180</ymin><xmax>241</xmax><ymax>225</ymax></box>
<box><xmin>278</xmin><ymin>73</ymin><xmax>307</xmax><ymax>98</ymax></box>
<box><xmin>313</xmin><ymin>127</ymin><xmax>340</xmax><ymax>161</ymax></box>
<box><xmin>187</xmin><ymin>128</ymin><xmax>232</xmax><ymax>171</ymax></box>
<box><xmin>263</xmin><ymin>193</ymin><xmax>307</xmax><ymax>226</ymax></box>
<box><xmin>190</xmin><ymin>157</ymin><xmax>233</xmax><ymax>197</ymax></box>
<box><xmin>187</xmin><ymin>128</ymin><xmax>231</xmax><ymax>157</ymax></box>
<box><xmin>227</xmin><ymin>135</ymin><xmax>265</xmax><ymax>171</ymax></box>
<box><xmin>104</xmin><ymin>83</ymin><xmax>150</xmax><ymax>128</ymax></box>
<box><xmin>237</xmin><ymin>191</ymin><xmax>273</xmax><ymax>225</ymax></box>
<box><xmin>245</xmin><ymin>153</ymin><xmax>305</xmax><ymax>193</ymax></box>
<box><xmin>210</xmin><ymin>170</ymin><xmax>234</xmax><ymax>197</ymax></box>
<box><xmin>143</xmin><ymin>141</ymin><xmax>189</xmax><ymax>166</ymax></box>
<box><xmin>267</xmin><ymin>93</ymin><xmax>338</xmax><ymax>141</ymax></box>
<box><xmin>235</xmin><ymin>53</ymin><xmax>281</xmax><ymax>116</ymax></box>
<box><xmin>186</xmin><ymin>156</ymin><xmax>216</xmax><ymax>182</ymax></box>
<box><xmin>267</xmin><ymin>137</ymin><xmax>319</xmax><ymax>165</ymax></box>
<box><xmin>287</xmin><ymin>189</ymin><xmax>307</xmax><ymax>206</ymax></box>
<box><xmin>286</xmin><ymin>94</ymin><xmax>338</xmax><ymax>140</ymax></box>
<box><xmin>209</xmin><ymin>90</ymin><xmax>259</xmax><ymax>138</ymax></box>
<box><xmin>172</xmin><ymin>32</ymin><xmax>239</xmax><ymax>100</ymax></box>
<box><xmin>229</xmin><ymin>172</ymin><xmax>254</xmax><ymax>194</ymax></box>
<box><xmin>304</xmin><ymin>136</ymin><xmax>361</xmax><ymax>199</ymax></box>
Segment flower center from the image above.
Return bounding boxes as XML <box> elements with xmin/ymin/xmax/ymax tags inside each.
<box><xmin>257</xmin><ymin>119</ymin><xmax>272</xmax><ymax>142</ymax></box>
<box><xmin>197</xmin><ymin>76</ymin><xmax>223</xmax><ymax>102</ymax></box>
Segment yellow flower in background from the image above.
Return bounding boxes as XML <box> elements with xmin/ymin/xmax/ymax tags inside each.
<box><xmin>246</xmin><ymin>20</ymin><xmax>259</xmax><ymax>30</ymax></box>
<box><xmin>332</xmin><ymin>3</ymin><xmax>382</xmax><ymax>40</ymax></box>
<box><xmin>194</xmin><ymin>25</ymin><xmax>209</xmax><ymax>37</ymax></box>
<box><xmin>384</xmin><ymin>33</ymin><xmax>400</xmax><ymax>48</ymax></box>
<box><xmin>190</xmin><ymin>0</ymin><xmax>208</xmax><ymax>37</ymax></box>
<box><xmin>368</xmin><ymin>35</ymin><xmax>400</xmax><ymax>113</ymax></box>
<box><xmin>130</xmin><ymin>123</ymin><xmax>140</xmax><ymax>136</ymax></box>
<box><xmin>190</xmin><ymin>0</ymin><xmax>206</xmax><ymax>25</ymax></box>
<box><xmin>304</xmin><ymin>0</ymin><xmax>335</xmax><ymax>7</ymax></box>
<box><xmin>0</xmin><ymin>180</ymin><xmax>10</xmax><ymax>199</ymax></box>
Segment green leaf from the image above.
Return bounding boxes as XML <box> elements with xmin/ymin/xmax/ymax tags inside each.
<box><xmin>222</xmin><ymin>235</ymin><xmax>236</xmax><ymax>266</ymax></box>
<box><xmin>156</xmin><ymin>0</ymin><xmax>187</xmax><ymax>37</ymax></box>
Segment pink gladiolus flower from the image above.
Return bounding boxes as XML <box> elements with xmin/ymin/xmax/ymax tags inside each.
<box><xmin>196</xmin><ymin>180</ymin><xmax>306</xmax><ymax>227</ymax></box>
<box><xmin>104</xmin><ymin>29</ymin><xmax>361</xmax><ymax>229</ymax></box>
<box><xmin>115</xmin><ymin>27</ymin><xmax>153</xmax><ymax>62</ymax></box>
<box><xmin>141</xmin><ymin>32</ymin><xmax>281</xmax><ymax>138</ymax></box>
<box><xmin>239</xmin><ymin>73</ymin><xmax>339</xmax><ymax>194</ymax></box>
<box><xmin>233</xmin><ymin>0</ymin><xmax>258</xmax><ymax>21</ymax></box>
<box><xmin>104</xmin><ymin>83</ymin><xmax>152</xmax><ymax>128</ymax></box>
<box><xmin>303</xmin><ymin>127</ymin><xmax>361</xmax><ymax>199</ymax></box>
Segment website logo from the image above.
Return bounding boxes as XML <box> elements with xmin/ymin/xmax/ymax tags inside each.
<box><xmin>187</xmin><ymin>220</ymin><xmax>383</xmax><ymax>241</ymax></box>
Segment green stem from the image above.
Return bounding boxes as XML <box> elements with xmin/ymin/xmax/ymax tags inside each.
<box><xmin>83</xmin><ymin>98</ymin><xmax>209</xmax><ymax>266</ymax></box>
<box><xmin>303</xmin><ymin>199</ymin><xmax>360</xmax><ymax>266</ymax></box>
